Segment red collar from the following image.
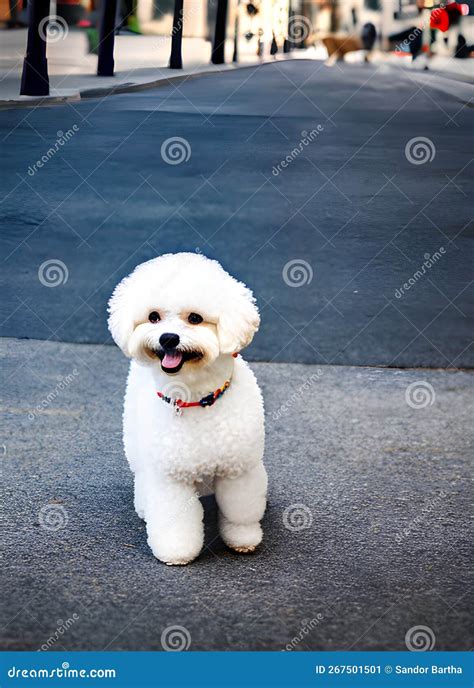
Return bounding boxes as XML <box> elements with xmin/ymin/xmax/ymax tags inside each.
<box><xmin>157</xmin><ymin>380</ymin><xmax>231</xmax><ymax>415</ymax></box>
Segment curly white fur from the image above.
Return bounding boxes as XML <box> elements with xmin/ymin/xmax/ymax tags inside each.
<box><xmin>108</xmin><ymin>253</ymin><xmax>267</xmax><ymax>565</ymax></box>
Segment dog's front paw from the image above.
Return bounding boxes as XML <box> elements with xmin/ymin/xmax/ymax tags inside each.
<box><xmin>219</xmin><ymin>517</ymin><xmax>263</xmax><ymax>553</ymax></box>
<box><xmin>146</xmin><ymin>529</ymin><xmax>202</xmax><ymax>566</ymax></box>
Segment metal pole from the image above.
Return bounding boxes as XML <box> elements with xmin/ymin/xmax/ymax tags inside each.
<box><xmin>211</xmin><ymin>0</ymin><xmax>228</xmax><ymax>64</ymax></box>
<box><xmin>232</xmin><ymin>0</ymin><xmax>240</xmax><ymax>63</ymax></box>
<box><xmin>97</xmin><ymin>0</ymin><xmax>118</xmax><ymax>76</ymax></box>
<box><xmin>169</xmin><ymin>0</ymin><xmax>184</xmax><ymax>69</ymax></box>
<box><xmin>20</xmin><ymin>0</ymin><xmax>50</xmax><ymax>96</ymax></box>
<box><xmin>283</xmin><ymin>0</ymin><xmax>292</xmax><ymax>53</ymax></box>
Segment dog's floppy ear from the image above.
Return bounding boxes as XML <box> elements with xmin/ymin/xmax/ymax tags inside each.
<box><xmin>107</xmin><ymin>275</ymin><xmax>134</xmax><ymax>356</ymax></box>
<box><xmin>218</xmin><ymin>279</ymin><xmax>260</xmax><ymax>354</ymax></box>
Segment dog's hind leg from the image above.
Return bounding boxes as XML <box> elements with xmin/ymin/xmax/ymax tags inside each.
<box><xmin>215</xmin><ymin>462</ymin><xmax>268</xmax><ymax>553</ymax></box>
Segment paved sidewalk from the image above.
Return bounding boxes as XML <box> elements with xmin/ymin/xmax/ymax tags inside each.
<box><xmin>0</xmin><ymin>30</ymin><xmax>303</xmax><ymax>106</ymax></box>
<box><xmin>1</xmin><ymin>338</ymin><xmax>472</xmax><ymax>651</ymax></box>
<box><xmin>1</xmin><ymin>28</ymin><xmax>471</xmax><ymax>109</ymax></box>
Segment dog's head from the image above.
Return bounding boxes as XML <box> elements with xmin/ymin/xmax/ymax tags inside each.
<box><xmin>108</xmin><ymin>253</ymin><xmax>260</xmax><ymax>374</ymax></box>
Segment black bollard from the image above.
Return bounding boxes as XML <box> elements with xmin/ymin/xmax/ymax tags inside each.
<box><xmin>97</xmin><ymin>0</ymin><xmax>118</xmax><ymax>76</ymax></box>
<box><xmin>211</xmin><ymin>0</ymin><xmax>228</xmax><ymax>65</ymax></box>
<box><xmin>270</xmin><ymin>33</ymin><xmax>278</xmax><ymax>55</ymax></box>
<box><xmin>169</xmin><ymin>0</ymin><xmax>184</xmax><ymax>69</ymax></box>
<box><xmin>283</xmin><ymin>1</ymin><xmax>292</xmax><ymax>53</ymax></box>
<box><xmin>232</xmin><ymin>0</ymin><xmax>240</xmax><ymax>63</ymax></box>
<box><xmin>20</xmin><ymin>0</ymin><xmax>50</xmax><ymax>96</ymax></box>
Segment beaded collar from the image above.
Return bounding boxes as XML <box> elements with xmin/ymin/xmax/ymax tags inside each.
<box><xmin>157</xmin><ymin>380</ymin><xmax>231</xmax><ymax>416</ymax></box>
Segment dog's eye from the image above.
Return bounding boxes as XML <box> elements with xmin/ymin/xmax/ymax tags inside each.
<box><xmin>148</xmin><ymin>311</ymin><xmax>161</xmax><ymax>323</ymax></box>
<box><xmin>188</xmin><ymin>312</ymin><xmax>203</xmax><ymax>325</ymax></box>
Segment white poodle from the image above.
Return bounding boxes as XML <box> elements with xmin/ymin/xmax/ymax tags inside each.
<box><xmin>108</xmin><ymin>253</ymin><xmax>267</xmax><ymax>565</ymax></box>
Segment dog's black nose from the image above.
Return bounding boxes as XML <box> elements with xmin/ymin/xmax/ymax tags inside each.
<box><xmin>159</xmin><ymin>332</ymin><xmax>180</xmax><ymax>349</ymax></box>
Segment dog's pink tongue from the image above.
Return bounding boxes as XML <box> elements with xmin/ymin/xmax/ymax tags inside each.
<box><xmin>162</xmin><ymin>351</ymin><xmax>183</xmax><ymax>368</ymax></box>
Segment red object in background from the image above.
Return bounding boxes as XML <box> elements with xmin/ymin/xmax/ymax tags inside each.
<box><xmin>430</xmin><ymin>2</ymin><xmax>469</xmax><ymax>31</ymax></box>
<box><xmin>430</xmin><ymin>7</ymin><xmax>450</xmax><ymax>30</ymax></box>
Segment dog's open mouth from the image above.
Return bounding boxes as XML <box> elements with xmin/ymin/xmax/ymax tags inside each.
<box><xmin>155</xmin><ymin>349</ymin><xmax>202</xmax><ymax>374</ymax></box>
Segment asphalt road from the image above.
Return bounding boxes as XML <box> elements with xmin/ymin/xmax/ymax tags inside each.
<box><xmin>1</xmin><ymin>61</ymin><xmax>473</xmax><ymax>656</ymax></box>
<box><xmin>1</xmin><ymin>338</ymin><xmax>472</xmax><ymax>651</ymax></box>
<box><xmin>1</xmin><ymin>61</ymin><xmax>473</xmax><ymax>367</ymax></box>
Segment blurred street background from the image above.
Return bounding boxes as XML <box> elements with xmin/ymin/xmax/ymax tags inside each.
<box><xmin>1</xmin><ymin>0</ymin><xmax>473</xmax><ymax>656</ymax></box>
<box><xmin>0</xmin><ymin>0</ymin><xmax>473</xmax><ymax>101</ymax></box>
